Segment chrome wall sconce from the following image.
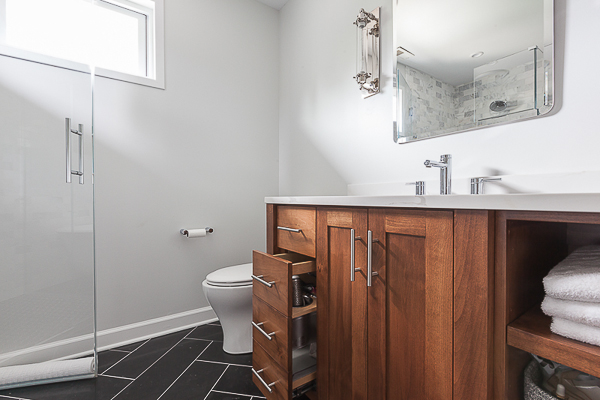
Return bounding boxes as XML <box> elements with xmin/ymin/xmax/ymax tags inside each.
<box><xmin>353</xmin><ymin>7</ymin><xmax>381</xmax><ymax>99</ymax></box>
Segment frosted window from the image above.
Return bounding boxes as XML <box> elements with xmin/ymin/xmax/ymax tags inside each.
<box><xmin>5</xmin><ymin>0</ymin><xmax>148</xmax><ymax>77</ymax></box>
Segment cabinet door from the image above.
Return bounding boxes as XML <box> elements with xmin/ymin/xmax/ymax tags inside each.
<box><xmin>368</xmin><ymin>209</ymin><xmax>453</xmax><ymax>400</ymax></box>
<box><xmin>316</xmin><ymin>208</ymin><xmax>368</xmax><ymax>400</ymax></box>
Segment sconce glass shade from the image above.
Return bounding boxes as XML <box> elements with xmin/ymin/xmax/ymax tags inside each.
<box><xmin>353</xmin><ymin>7</ymin><xmax>380</xmax><ymax>99</ymax></box>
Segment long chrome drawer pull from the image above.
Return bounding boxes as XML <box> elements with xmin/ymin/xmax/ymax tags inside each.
<box><xmin>252</xmin><ymin>368</ymin><xmax>276</xmax><ymax>393</ymax></box>
<box><xmin>350</xmin><ymin>229</ymin><xmax>362</xmax><ymax>282</ymax></box>
<box><xmin>277</xmin><ymin>226</ymin><xmax>302</xmax><ymax>233</ymax></box>
<box><xmin>368</xmin><ymin>230</ymin><xmax>373</xmax><ymax>287</ymax></box>
<box><xmin>252</xmin><ymin>321</ymin><xmax>276</xmax><ymax>341</ymax></box>
<box><xmin>252</xmin><ymin>275</ymin><xmax>275</xmax><ymax>288</ymax></box>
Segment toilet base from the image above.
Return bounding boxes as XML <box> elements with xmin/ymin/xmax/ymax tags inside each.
<box><xmin>202</xmin><ymin>280</ymin><xmax>253</xmax><ymax>354</ymax></box>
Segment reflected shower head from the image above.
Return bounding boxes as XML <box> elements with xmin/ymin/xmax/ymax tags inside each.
<box><xmin>490</xmin><ymin>100</ymin><xmax>508</xmax><ymax>112</ymax></box>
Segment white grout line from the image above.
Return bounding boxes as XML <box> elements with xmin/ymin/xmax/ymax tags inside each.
<box><xmin>203</xmin><ymin>365</ymin><xmax>229</xmax><ymax>400</ymax></box>
<box><xmin>102</xmin><ymin>338</ymin><xmax>150</xmax><ymax>376</ymax></box>
<box><xmin>110</xmin><ymin>331</ymin><xmax>194</xmax><ymax>400</ymax></box>
<box><xmin>108</xmin><ymin>349</ymin><xmax>131</xmax><ymax>354</ymax></box>
<box><xmin>156</xmin><ymin>341</ymin><xmax>213</xmax><ymax>400</ymax></box>
<box><xmin>99</xmin><ymin>374</ymin><xmax>135</xmax><ymax>381</ymax></box>
<box><xmin>184</xmin><ymin>337</ymin><xmax>213</xmax><ymax>342</ymax></box>
<box><xmin>195</xmin><ymin>359</ymin><xmax>252</xmax><ymax>368</ymax></box>
<box><xmin>211</xmin><ymin>389</ymin><xmax>253</xmax><ymax>398</ymax></box>
<box><xmin>133</xmin><ymin>329</ymin><xmax>196</xmax><ymax>381</ymax></box>
<box><xmin>0</xmin><ymin>395</ymin><xmax>25</xmax><ymax>400</ymax></box>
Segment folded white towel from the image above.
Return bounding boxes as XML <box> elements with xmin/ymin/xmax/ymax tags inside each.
<box><xmin>551</xmin><ymin>317</ymin><xmax>600</xmax><ymax>347</ymax></box>
<box><xmin>542</xmin><ymin>296</ymin><xmax>600</xmax><ymax>328</ymax></box>
<box><xmin>543</xmin><ymin>245</ymin><xmax>600</xmax><ymax>303</ymax></box>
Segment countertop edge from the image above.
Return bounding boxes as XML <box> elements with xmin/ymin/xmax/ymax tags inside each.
<box><xmin>264</xmin><ymin>194</ymin><xmax>600</xmax><ymax>213</ymax></box>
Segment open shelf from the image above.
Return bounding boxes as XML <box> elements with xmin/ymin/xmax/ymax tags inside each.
<box><xmin>507</xmin><ymin>307</ymin><xmax>600</xmax><ymax>378</ymax></box>
<box><xmin>292</xmin><ymin>346</ymin><xmax>317</xmax><ymax>389</ymax></box>
<box><xmin>292</xmin><ymin>298</ymin><xmax>317</xmax><ymax>319</ymax></box>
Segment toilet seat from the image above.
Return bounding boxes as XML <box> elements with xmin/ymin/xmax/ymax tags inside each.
<box><xmin>206</xmin><ymin>263</ymin><xmax>252</xmax><ymax>287</ymax></box>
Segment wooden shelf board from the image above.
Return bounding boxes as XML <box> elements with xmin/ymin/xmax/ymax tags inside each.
<box><xmin>292</xmin><ymin>370</ymin><xmax>316</xmax><ymax>390</ymax></box>
<box><xmin>507</xmin><ymin>307</ymin><xmax>600</xmax><ymax>378</ymax></box>
<box><xmin>292</xmin><ymin>298</ymin><xmax>317</xmax><ymax>319</ymax></box>
<box><xmin>305</xmin><ymin>389</ymin><xmax>318</xmax><ymax>400</ymax></box>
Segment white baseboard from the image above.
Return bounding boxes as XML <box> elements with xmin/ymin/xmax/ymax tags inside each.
<box><xmin>97</xmin><ymin>306</ymin><xmax>217</xmax><ymax>351</ymax></box>
<box><xmin>0</xmin><ymin>307</ymin><xmax>217</xmax><ymax>368</ymax></box>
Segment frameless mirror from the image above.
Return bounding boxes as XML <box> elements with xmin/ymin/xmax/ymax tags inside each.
<box><xmin>393</xmin><ymin>0</ymin><xmax>554</xmax><ymax>143</ymax></box>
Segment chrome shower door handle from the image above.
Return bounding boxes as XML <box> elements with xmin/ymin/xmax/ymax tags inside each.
<box><xmin>350</xmin><ymin>229</ymin><xmax>362</xmax><ymax>282</ymax></box>
<box><xmin>77</xmin><ymin>123</ymin><xmax>84</xmax><ymax>185</ymax></box>
<box><xmin>65</xmin><ymin>118</ymin><xmax>84</xmax><ymax>184</ymax></box>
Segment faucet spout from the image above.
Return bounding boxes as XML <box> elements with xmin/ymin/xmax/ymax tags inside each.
<box><xmin>424</xmin><ymin>154</ymin><xmax>452</xmax><ymax>195</ymax></box>
<box><xmin>424</xmin><ymin>160</ymin><xmax>448</xmax><ymax>169</ymax></box>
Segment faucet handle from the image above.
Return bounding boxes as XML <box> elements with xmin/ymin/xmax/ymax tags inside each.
<box><xmin>470</xmin><ymin>177</ymin><xmax>502</xmax><ymax>194</ymax></box>
<box><xmin>406</xmin><ymin>181</ymin><xmax>426</xmax><ymax>195</ymax></box>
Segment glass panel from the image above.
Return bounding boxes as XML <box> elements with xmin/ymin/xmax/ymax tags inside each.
<box><xmin>0</xmin><ymin>54</ymin><xmax>96</xmax><ymax>389</ymax></box>
<box><xmin>4</xmin><ymin>0</ymin><xmax>146</xmax><ymax>76</ymax></box>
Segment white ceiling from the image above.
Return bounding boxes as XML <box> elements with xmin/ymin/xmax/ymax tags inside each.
<box><xmin>394</xmin><ymin>0</ymin><xmax>550</xmax><ymax>86</ymax></box>
<box><xmin>255</xmin><ymin>0</ymin><xmax>289</xmax><ymax>10</ymax></box>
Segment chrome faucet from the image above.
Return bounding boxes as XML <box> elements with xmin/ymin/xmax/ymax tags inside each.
<box><xmin>424</xmin><ymin>154</ymin><xmax>452</xmax><ymax>195</ymax></box>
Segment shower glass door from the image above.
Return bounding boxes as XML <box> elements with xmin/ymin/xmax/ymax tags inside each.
<box><xmin>0</xmin><ymin>53</ymin><xmax>96</xmax><ymax>390</ymax></box>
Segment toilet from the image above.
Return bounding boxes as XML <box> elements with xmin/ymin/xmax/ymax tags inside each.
<box><xmin>202</xmin><ymin>263</ymin><xmax>253</xmax><ymax>354</ymax></box>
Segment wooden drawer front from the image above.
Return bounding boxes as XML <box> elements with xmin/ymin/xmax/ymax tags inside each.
<box><xmin>253</xmin><ymin>340</ymin><xmax>289</xmax><ymax>400</ymax></box>
<box><xmin>253</xmin><ymin>251</ymin><xmax>292</xmax><ymax>315</ymax></box>
<box><xmin>253</xmin><ymin>251</ymin><xmax>315</xmax><ymax>316</ymax></box>
<box><xmin>276</xmin><ymin>207</ymin><xmax>316</xmax><ymax>257</ymax></box>
<box><xmin>253</xmin><ymin>296</ymin><xmax>290</xmax><ymax>371</ymax></box>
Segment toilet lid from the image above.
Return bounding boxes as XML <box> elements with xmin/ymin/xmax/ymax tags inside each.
<box><xmin>206</xmin><ymin>263</ymin><xmax>253</xmax><ymax>287</ymax></box>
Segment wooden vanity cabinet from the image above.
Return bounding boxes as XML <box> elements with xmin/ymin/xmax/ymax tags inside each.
<box><xmin>257</xmin><ymin>205</ymin><xmax>494</xmax><ymax>400</ymax></box>
<box><xmin>315</xmin><ymin>208</ymin><xmax>495</xmax><ymax>400</ymax></box>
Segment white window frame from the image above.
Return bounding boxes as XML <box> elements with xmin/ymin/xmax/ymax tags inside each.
<box><xmin>0</xmin><ymin>0</ymin><xmax>165</xmax><ymax>89</ymax></box>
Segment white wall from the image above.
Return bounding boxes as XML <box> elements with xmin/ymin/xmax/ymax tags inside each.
<box><xmin>94</xmin><ymin>0</ymin><xmax>279</xmax><ymax>341</ymax></box>
<box><xmin>279</xmin><ymin>0</ymin><xmax>600</xmax><ymax>196</ymax></box>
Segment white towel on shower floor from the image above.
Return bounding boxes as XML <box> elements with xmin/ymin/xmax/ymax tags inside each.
<box><xmin>551</xmin><ymin>317</ymin><xmax>600</xmax><ymax>347</ymax></box>
<box><xmin>543</xmin><ymin>245</ymin><xmax>600</xmax><ymax>303</ymax></box>
<box><xmin>542</xmin><ymin>296</ymin><xmax>600</xmax><ymax>328</ymax></box>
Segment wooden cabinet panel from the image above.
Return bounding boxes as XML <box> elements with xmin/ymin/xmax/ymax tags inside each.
<box><xmin>253</xmin><ymin>296</ymin><xmax>290</xmax><ymax>372</ymax></box>
<box><xmin>276</xmin><ymin>206</ymin><xmax>316</xmax><ymax>257</ymax></box>
<box><xmin>317</xmin><ymin>208</ymin><xmax>368</xmax><ymax>400</ymax></box>
<box><xmin>453</xmin><ymin>210</ymin><xmax>495</xmax><ymax>400</ymax></box>
<box><xmin>369</xmin><ymin>209</ymin><xmax>453</xmax><ymax>400</ymax></box>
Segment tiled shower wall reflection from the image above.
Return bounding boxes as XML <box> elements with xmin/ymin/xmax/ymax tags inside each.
<box><xmin>398</xmin><ymin>47</ymin><xmax>549</xmax><ymax>137</ymax></box>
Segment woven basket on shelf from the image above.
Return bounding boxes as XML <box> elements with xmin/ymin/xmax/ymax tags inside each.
<box><xmin>524</xmin><ymin>360</ymin><xmax>559</xmax><ymax>400</ymax></box>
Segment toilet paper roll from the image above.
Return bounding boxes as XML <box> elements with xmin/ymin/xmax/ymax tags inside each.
<box><xmin>185</xmin><ymin>229</ymin><xmax>207</xmax><ymax>238</ymax></box>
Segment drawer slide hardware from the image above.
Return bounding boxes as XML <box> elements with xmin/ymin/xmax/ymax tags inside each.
<box><xmin>252</xmin><ymin>275</ymin><xmax>276</xmax><ymax>288</ymax></box>
<box><xmin>252</xmin><ymin>368</ymin><xmax>276</xmax><ymax>393</ymax></box>
<box><xmin>277</xmin><ymin>226</ymin><xmax>302</xmax><ymax>233</ymax></box>
<box><xmin>252</xmin><ymin>321</ymin><xmax>276</xmax><ymax>341</ymax></box>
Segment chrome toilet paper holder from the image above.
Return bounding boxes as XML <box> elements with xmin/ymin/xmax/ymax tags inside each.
<box><xmin>180</xmin><ymin>227</ymin><xmax>214</xmax><ymax>236</ymax></box>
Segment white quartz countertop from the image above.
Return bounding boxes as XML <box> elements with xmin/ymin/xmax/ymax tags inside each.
<box><xmin>265</xmin><ymin>193</ymin><xmax>600</xmax><ymax>213</ymax></box>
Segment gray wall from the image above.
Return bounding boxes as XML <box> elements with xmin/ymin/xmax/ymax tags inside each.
<box><xmin>94</xmin><ymin>0</ymin><xmax>279</xmax><ymax>339</ymax></box>
<box><xmin>279</xmin><ymin>0</ymin><xmax>600</xmax><ymax>195</ymax></box>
